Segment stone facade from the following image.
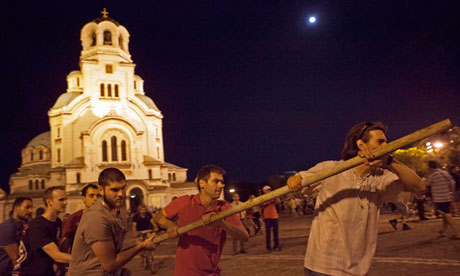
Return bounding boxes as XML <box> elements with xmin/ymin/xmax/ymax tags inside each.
<box><xmin>0</xmin><ymin>12</ymin><xmax>196</xmax><ymax>222</ymax></box>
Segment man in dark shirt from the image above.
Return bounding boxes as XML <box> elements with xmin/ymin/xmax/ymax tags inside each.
<box><xmin>0</xmin><ymin>197</ymin><xmax>33</xmax><ymax>276</ymax></box>
<box><xmin>60</xmin><ymin>184</ymin><xmax>99</xmax><ymax>253</ymax></box>
<box><xmin>20</xmin><ymin>186</ymin><xmax>71</xmax><ymax>276</ymax></box>
<box><xmin>132</xmin><ymin>204</ymin><xmax>159</xmax><ymax>235</ymax></box>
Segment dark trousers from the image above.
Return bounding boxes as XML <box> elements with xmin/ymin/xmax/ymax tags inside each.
<box><xmin>264</xmin><ymin>218</ymin><xmax>279</xmax><ymax>249</ymax></box>
<box><xmin>416</xmin><ymin>199</ymin><xmax>426</xmax><ymax>219</ymax></box>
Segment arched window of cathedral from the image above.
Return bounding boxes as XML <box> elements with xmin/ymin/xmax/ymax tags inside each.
<box><xmin>115</xmin><ymin>84</ymin><xmax>119</xmax><ymax>97</ymax></box>
<box><xmin>168</xmin><ymin>173</ymin><xmax>171</xmax><ymax>181</ymax></box>
<box><xmin>148</xmin><ymin>169</ymin><xmax>152</xmax><ymax>180</ymax></box>
<box><xmin>119</xmin><ymin>35</ymin><xmax>124</xmax><ymax>50</ymax></box>
<box><xmin>76</xmin><ymin>173</ymin><xmax>81</xmax><ymax>184</ymax></box>
<box><xmin>108</xmin><ymin>84</ymin><xmax>112</xmax><ymax>97</ymax></box>
<box><xmin>173</xmin><ymin>173</ymin><xmax>176</xmax><ymax>182</ymax></box>
<box><xmin>121</xmin><ymin>140</ymin><xmax>127</xmax><ymax>161</ymax></box>
<box><xmin>102</xmin><ymin>140</ymin><xmax>108</xmax><ymax>161</ymax></box>
<box><xmin>35</xmin><ymin>180</ymin><xmax>39</xmax><ymax>190</ymax></box>
<box><xmin>29</xmin><ymin>180</ymin><xmax>33</xmax><ymax>190</ymax></box>
<box><xmin>100</xmin><ymin>83</ymin><xmax>105</xmax><ymax>97</ymax></box>
<box><xmin>57</xmin><ymin>127</ymin><xmax>61</xmax><ymax>138</ymax></box>
<box><xmin>41</xmin><ymin>179</ymin><xmax>45</xmax><ymax>189</ymax></box>
<box><xmin>39</xmin><ymin>150</ymin><xmax>43</xmax><ymax>160</ymax></box>
<box><xmin>134</xmin><ymin>81</ymin><xmax>137</xmax><ymax>89</ymax></box>
<box><xmin>111</xmin><ymin>136</ymin><xmax>118</xmax><ymax>161</ymax></box>
<box><xmin>57</xmin><ymin>149</ymin><xmax>61</xmax><ymax>162</ymax></box>
<box><xmin>91</xmin><ymin>32</ymin><xmax>96</xmax><ymax>46</ymax></box>
<box><xmin>77</xmin><ymin>77</ymin><xmax>80</xmax><ymax>87</ymax></box>
<box><xmin>30</xmin><ymin>151</ymin><xmax>34</xmax><ymax>161</ymax></box>
<box><xmin>103</xmin><ymin>30</ymin><xmax>112</xmax><ymax>45</ymax></box>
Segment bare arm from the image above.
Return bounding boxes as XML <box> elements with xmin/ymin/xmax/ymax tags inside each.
<box><xmin>131</xmin><ymin>222</ymin><xmax>138</xmax><ymax>236</ymax></box>
<box><xmin>42</xmin><ymin>242</ymin><xmax>71</xmax><ymax>263</ymax></box>
<box><xmin>387</xmin><ymin>158</ymin><xmax>425</xmax><ymax>193</ymax></box>
<box><xmin>1</xmin><ymin>244</ymin><xmax>19</xmax><ymax>265</ymax></box>
<box><xmin>91</xmin><ymin>235</ymin><xmax>157</xmax><ymax>273</ymax></box>
<box><xmin>202</xmin><ymin>213</ymin><xmax>249</xmax><ymax>242</ymax></box>
<box><xmin>154</xmin><ymin>209</ymin><xmax>179</xmax><ymax>238</ymax></box>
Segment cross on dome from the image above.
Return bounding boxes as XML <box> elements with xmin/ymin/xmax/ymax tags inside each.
<box><xmin>101</xmin><ymin>8</ymin><xmax>109</xmax><ymax>18</ymax></box>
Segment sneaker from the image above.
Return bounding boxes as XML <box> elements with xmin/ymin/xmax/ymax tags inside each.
<box><xmin>402</xmin><ymin>224</ymin><xmax>411</xmax><ymax>231</ymax></box>
<box><xmin>389</xmin><ymin>219</ymin><xmax>397</xmax><ymax>230</ymax></box>
<box><xmin>274</xmin><ymin>247</ymin><xmax>281</xmax><ymax>251</ymax></box>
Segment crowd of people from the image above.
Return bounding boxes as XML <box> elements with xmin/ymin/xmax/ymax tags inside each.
<box><xmin>0</xmin><ymin>121</ymin><xmax>459</xmax><ymax>276</ymax></box>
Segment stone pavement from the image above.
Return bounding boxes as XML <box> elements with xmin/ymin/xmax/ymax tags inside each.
<box><xmin>126</xmin><ymin>213</ymin><xmax>460</xmax><ymax>275</ymax></box>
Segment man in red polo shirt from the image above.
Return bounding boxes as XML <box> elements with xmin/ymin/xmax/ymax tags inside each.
<box><xmin>155</xmin><ymin>164</ymin><xmax>249</xmax><ymax>276</ymax></box>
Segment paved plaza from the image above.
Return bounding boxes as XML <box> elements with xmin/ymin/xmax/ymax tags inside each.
<box><xmin>127</xmin><ymin>212</ymin><xmax>460</xmax><ymax>276</ymax></box>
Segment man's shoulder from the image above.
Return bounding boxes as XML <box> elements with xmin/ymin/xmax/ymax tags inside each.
<box><xmin>0</xmin><ymin>218</ymin><xmax>14</xmax><ymax>231</ymax></box>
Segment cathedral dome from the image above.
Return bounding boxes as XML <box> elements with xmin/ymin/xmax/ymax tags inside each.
<box><xmin>26</xmin><ymin>131</ymin><xmax>50</xmax><ymax>148</ymax></box>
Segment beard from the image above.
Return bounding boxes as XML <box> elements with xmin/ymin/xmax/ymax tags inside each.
<box><xmin>103</xmin><ymin>193</ymin><xmax>124</xmax><ymax>209</ymax></box>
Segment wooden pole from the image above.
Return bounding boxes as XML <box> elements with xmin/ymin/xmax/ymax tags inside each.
<box><xmin>153</xmin><ymin>119</ymin><xmax>452</xmax><ymax>243</ymax></box>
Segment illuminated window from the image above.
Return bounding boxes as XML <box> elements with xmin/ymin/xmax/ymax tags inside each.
<box><xmin>106</xmin><ymin>64</ymin><xmax>113</xmax><ymax>74</ymax></box>
<box><xmin>111</xmin><ymin>136</ymin><xmax>118</xmax><ymax>161</ymax></box>
<box><xmin>102</xmin><ymin>140</ymin><xmax>108</xmax><ymax>161</ymax></box>
<box><xmin>57</xmin><ymin>149</ymin><xmax>61</xmax><ymax>162</ymax></box>
<box><xmin>35</xmin><ymin>180</ymin><xmax>39</xmax><ymax>190</ymax></box>
<box><xmin>108</xmin><ymin>84</ymin><xmax>112</xmax><ymax>97</ymax></box>
<box><xmin>76</xmin><ymin>173</ymin><xmax>81</xmax><ymax>184</ymax></box>
<box><xmin>39</xmin><ymin>150</ymin><xmax>43</xmax><ymax>160</ymax></box>
<box><xmin>121</xmin><ymin>140</ymin><xmax>127</xmax><ymax>161</ymax></box>
<box><xmin>100</xmin><ymin>83</ymin><xmax>105</xmax><ymax>97</ymax></box>
<box><xmin>115</xmin><ymin>84</ymin><xmax>119</xmax><ymax>97</ymax></box>
<box><xmin>119</xmin><ymin>35</ymin><xmax>124</xmax><ymax>50</ymax></box>
<box><xmin>103</xmin><ymin>30</ymin><xmax>112</xmax><ymax>45</ymax></box>
<box><xmin>41</xmin><ymin>179</ymin><xmax>45</xmax><ymax>189</ymax></box>
<box><xmin>29</xmin><ymin>180</ymin><xmax>33</xmax><ymax>190</ymax></box>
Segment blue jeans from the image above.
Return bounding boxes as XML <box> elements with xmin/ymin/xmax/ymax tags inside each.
<box><xmin>304</xmin><ymin>267</ymin><xmax>330</xmax><ymax>276</ymax></box>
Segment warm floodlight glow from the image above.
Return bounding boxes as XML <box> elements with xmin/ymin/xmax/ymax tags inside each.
<box><xmin>433</xmin><ymin>142</ymin><xmax>443</xmax><ymax>148</ymax></box>
<box><xmin>426</xmin><ymin>142</ymin><xmax>431</xmax><ymax>146</ymax></box>
<box><xmin>229</xmin><ymin>188</ymin><xmax>236</xmax><ymax>193</ymax></box>
<box><xmin>309</xmin><ymin>16</ymin><xmax>317</xmax><ymax>23</ymax></box>
<box><xmin>427</xmin><ymin>149</ymin><xmax>434</xmax><ymax>153</ymax></box>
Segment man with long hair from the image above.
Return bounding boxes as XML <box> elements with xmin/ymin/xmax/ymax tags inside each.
<box><xmin>288</xmin><ymin>121</ymin><xmax>424</xmax><ymax>276</ymax></box>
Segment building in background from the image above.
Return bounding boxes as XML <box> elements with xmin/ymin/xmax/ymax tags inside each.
<box><xmin>0</xmin><ymin>10</ymin><xmax>196</xmax><ymax>222</ymax></box>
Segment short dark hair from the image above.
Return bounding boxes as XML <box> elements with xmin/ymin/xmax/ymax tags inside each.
<box><xmin>43</xmin><ymin>186</ymin><xmax>65</xmax><ymax>206</ymax></box>
<box><xmin>82</xmin><ymin>183</ymin><xmax>99</xmax><ymax>197</ymax></box>
<box><xmin>341</xmin><ymin>121</ymin><xmax>388</xmax><ymax>160</ymax></box>
<box><xmin>428</xmin><ymin>160</ymin><xmax>440</xmax><ymax>169</ymax></box>
<box><xmin>196</xmin><ymin>164</ymin><xmax>226</xmax><ymax>190</ymax></box>
<box><xmin>98</xmin><ymin>168</ymin><xmax>126</xmax><ymax>187</ymax></box>
<box><xmin>13</xmin><ymin>197</ymin><xmax>32</xmax><ymax>210</ymax></box>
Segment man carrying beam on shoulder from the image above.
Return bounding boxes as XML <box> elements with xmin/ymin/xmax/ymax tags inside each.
<box><xmin>155</xmin><ymin>164</ymin><xmax>249</xmax><ymax>276</ymax></box>
<box><xmin>288</xmin><ymin>121</ymin><xmax>425</xmax><ymax>276</ymax></box>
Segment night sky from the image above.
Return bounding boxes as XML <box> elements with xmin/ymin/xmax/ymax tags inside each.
<box><xmin>2</xmin><ymin>1</ymin><xmax>460</xmax><ymax>193</ymax></box>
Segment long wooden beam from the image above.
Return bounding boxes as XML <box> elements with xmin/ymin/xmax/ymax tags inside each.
<box><xmin>153</xmin><ymin>119</ymin><xmax>452</xmax><ymax>243</ymax></box>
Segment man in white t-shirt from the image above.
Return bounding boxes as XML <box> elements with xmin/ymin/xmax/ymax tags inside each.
<box><xmin>288</xmin><ymin>121</ymin><xmax>424</xmax><ymax>276</ymax></box>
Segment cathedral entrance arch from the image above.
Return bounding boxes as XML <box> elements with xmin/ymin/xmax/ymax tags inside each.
<box><xmin>126</xmin><ymin>183</ymin><xmax>147</xmax><ymax>212</ymax></box>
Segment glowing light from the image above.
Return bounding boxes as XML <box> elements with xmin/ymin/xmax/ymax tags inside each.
<box><xmin>427</xmin><ymin>149</ymin><xmax>434</xmax><ymax>153</ymax></box>
<box><xmin>426</xmin><ymin>142</ymin><xmax>431</xmax><ymax>146</ymax></box>
<box><xmin>434</xmin><ymin>142</ymin><xmax>443</xmax><ymax>148</ymax></box>
<box><xmin>229</xmin><ymin>188</ymin><xmax>236</xmax><ymax>193</ymax></box>
<box><xmin>130</xmin><ymin>194</ymin><xmax>136</xmax><ymax>198</ymax></box>
<box><xmin>309</xmin><ymin>16</ymin><xmax>317</xmax><ymax>23</ymax></box>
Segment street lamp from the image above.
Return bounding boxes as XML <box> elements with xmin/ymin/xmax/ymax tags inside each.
<box><xmin>434</xmin><ymin>142</ymin><xmax>443</xmax><ymax>149</ymax></box>
<box><xmin>229</xmin><ymin>188</ymin><xmax>235</xmax><ymax>193</ymax></box>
